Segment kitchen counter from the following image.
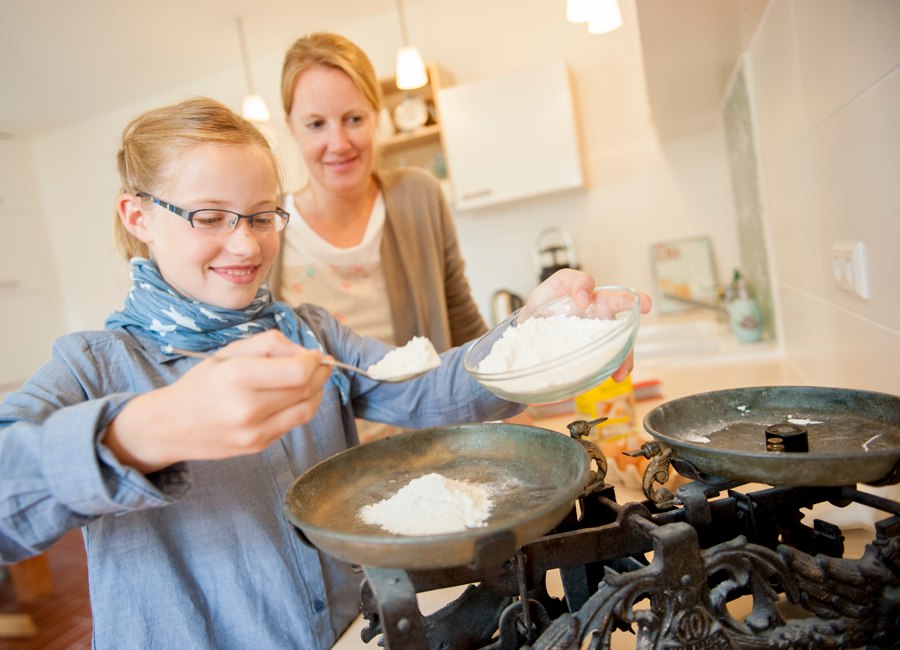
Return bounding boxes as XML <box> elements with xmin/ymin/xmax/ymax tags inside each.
<box><xmin>335</xmin><ymin>351</ymin><xmax>807</xmax><ymax>648</ymax></box>
<box><xmin>526</xmin><ymin>352</ymin><xmax>804</xmax><ymax>431</ymax></box>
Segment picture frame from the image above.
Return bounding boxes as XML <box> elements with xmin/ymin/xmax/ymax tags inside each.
<box><xmin>650</xmin><ymin>236</ymin><xmax>719</xmax><ymax>314</ymax></box>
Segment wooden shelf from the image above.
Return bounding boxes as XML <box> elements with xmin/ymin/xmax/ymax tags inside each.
<box><xmin>378</xmin><ymin>63</ymin><xmax>451</xmax><ymax>179</ymax></box>
<box><xmin>380</xmin><ymin>124</ymin><xmax>441</xmax><ymax>152</ymax></box>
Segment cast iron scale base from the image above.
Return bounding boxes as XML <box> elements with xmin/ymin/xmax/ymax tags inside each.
<box><xmin>357</xmin><ymin>480</ymin><xmax>900</xmax><ymax>649</ymax></box>
<box><xmin>355</xmin><ymin>431</ymin><xmax>900</xmax><ymax>649</ymax></box>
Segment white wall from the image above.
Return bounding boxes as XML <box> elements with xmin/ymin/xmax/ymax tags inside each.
<box><xmin>0</xmin><ymin>138</ymin><xmax>63</xmax><ymax>388</ymax></box>
<box><xmin>30</xmin><ymin>67</ymin><xmax>250</xmax><ymax>331</ymax></box>
<box><xmin>746</xmin><ymin>0</ymin><xmax>900</xmax><ymax>393</ymax></box>
<box><xmin>26</xmin><ymin>0</ymin><xmax>741</xmax><ymax>334</ymax></box>
<box><xmin>455</xmin><ymin>132</ymin><xmax>740</xmax><ymax>320</ymax></box>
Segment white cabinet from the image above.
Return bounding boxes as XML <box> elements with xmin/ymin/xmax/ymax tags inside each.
<box><xmin>437</xmin><ymin>59</ymin><xmax>584</xmax><ymax>211</ymax></box>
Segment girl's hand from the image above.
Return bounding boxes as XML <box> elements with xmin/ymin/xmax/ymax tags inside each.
<box><xmin>105</xmin><ymin>330</ymin><xmax>332</xmax><ymax>473</ymax></box>
<box><xmin>525</xmin><ymin>268</ymin><xmax>653</xmax><ymax>383</ymax></box>
<box><xmin>525</xmin><ymin>268</ymin><xmax>595</xmax><ymax>311</ymax></box>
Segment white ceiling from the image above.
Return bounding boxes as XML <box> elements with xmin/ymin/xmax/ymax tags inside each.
<box><xmin>0</xmin><ymin>0</ymin><xmax>396</xmax><ymax>137</ymax></box>
<box><xmin>636</xmin><ymin>0</ymin><xmax>768</xmax><ymax>139</ymax></box>
<box><xmin>0</xmin><ymin>0</ymin><xmax>767</xmax><ymax>140</ymax></box>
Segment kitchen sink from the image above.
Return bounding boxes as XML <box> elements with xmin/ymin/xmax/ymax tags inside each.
<box><xmin>634</xmin><ymin>318</ymin><xmax>720</xmax><ymax>359</ymax></box>
<box><xmin>633</xmin><ymin>315</ymin><xmax>777</xmax><ymax>364</ymax></box>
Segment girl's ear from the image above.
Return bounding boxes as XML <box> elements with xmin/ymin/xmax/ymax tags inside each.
<box><xmin>117</xmin><ymin>193</ymin><xmax>153</xmax><ymax>243</ymax></box>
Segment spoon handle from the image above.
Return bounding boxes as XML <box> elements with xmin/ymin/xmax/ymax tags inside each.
<box><xmin>162</xmin><ymin>346</ymin><xmax>376</xmax><ymax>379</ymax></box>
<box><xmin>321</xmin><ymin>357</ymin><xmax>374</xmax><ymax>379</ymax></box>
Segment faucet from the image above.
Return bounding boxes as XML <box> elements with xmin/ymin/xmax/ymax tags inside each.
<box><xmin>662</xmin><ymin>292</ymin><xmax>728</xmax><ymax>315</ymax></box>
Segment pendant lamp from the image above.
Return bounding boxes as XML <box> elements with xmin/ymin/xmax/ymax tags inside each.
<box><xmin>394</xmin><ymin>0</ymin><xmax>427</xmax><ymax>90</ymax></box>
<box><xmin>566</xmin><ymin>0</ymin><xmax>623</xmax><ymax>34</ymax></box>
<box><xmin>235</xmin><ymin>17</ymin><xmax>271</xmax><ymax>122</ymax></box>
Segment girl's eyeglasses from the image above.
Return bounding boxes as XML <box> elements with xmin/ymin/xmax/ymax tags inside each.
<box><xmin>137</xmin><ymin>192</ymin><xmax>289</xmax><ymax>234</ymax></box>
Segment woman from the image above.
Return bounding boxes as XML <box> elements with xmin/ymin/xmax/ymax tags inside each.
<box><xmin>274</xmin><ymin>32</ymin><xmax>486</xmax><ymax>351</ymax></box>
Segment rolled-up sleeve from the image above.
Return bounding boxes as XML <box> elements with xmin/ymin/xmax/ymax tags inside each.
<box><xmin>1</xmin><ymin>393</ymin><xmax>190</xmax><ymax>562</ymax></box>
<box><xmin>0</xmin><ymin>331</ymin><xmax>194</xmax><ymax>563</ymax></box>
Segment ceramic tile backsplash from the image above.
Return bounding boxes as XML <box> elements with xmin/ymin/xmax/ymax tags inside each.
<box><xmin>746</xmin><ymin>0</ymin><xmax>899</xmax><ymax>395</ymax></box>
<box><xmin>746</xmin><ymin>0</ymin><xmax>807</xmax><ymax>160</ymax></box>
<box><xmin>793</xmin><ymin>0</ymin><xmax>900</xmax><ymax>127</ymax></box>
<box><xmin>828</xmin><ymin>303</ymin><xmax>900</xmax><ymax>392</ymax></box>
<box><xmin>761</xmin><ymin>140</ymin><xmax>823</xmax><ymax>296</ymax></box>
<box><xmin>806</xmin><ymin>68</ymin><xmax>900</xmax><ymax>330</ymax></box>
<box><xmin>777</xmin><ymin>286</ymin><xmax>836</xmax><ymax>386</ymax></box>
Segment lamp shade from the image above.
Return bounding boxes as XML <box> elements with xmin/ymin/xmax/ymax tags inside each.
<box><xmin>587</xmin><ymin>0</ymin><xmax>623</xmax><ymax>34</ymax></box>
<box><xmin>242</xmin><ymin>94</ymin><xmax>271</xmax><ymax>122</ymax></box>
<box><xmin>566</xmin><ymin>0</ymin><xmax>595</xmax><ymax>23</ymax></box>
<box><xmin>395</xmin><ymin>46</ymin><xmax>428</xmax><ymax>90</ymax></box>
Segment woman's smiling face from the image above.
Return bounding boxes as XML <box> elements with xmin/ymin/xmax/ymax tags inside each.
<box><xmin>136</xmin><ymin>143</ymin><xmax>282</xmax><ymax>310</ymax></box>
<box><xmin>286</xmin><ymin>64</ymin><xmax>376</xmax><ymax>195</ymax></box>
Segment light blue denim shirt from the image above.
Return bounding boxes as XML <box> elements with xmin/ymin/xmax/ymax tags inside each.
<box><xmin>0</xmin><ymin>304</ymin><xmax>519</xmax><ymax>648</ymax></box>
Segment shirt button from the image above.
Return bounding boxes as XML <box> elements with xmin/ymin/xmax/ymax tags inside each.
<box><xmin>313</xmin><ymin>599</ymin><xmax>326</xmax><ymax>612</ymax></box>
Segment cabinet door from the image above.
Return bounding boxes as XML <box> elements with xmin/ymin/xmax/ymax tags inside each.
<box><xmin>438</xmin><ymin>59</ymin><xmax>584</xmax><ymax>211</ymax></box>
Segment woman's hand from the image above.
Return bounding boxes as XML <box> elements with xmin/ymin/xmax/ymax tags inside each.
<box><xmin>525</xmin><ymin>268</ymin><xmax>653</xmax><ymax>383</ymax></box>
<box><xmin>104</xmin><ymin>330</ymin><xmax>332</xmax><ymax>473</ymax></box>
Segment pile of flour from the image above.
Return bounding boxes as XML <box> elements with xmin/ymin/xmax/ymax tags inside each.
<box><xmin>359</xmin><ymin>473</ymin><xmax>493</xmax><ymax>535</ymax></box>
<box><xmin>476</xmin><ymin>315</ymin><xmax>628</xmax><ymax>392</ymax></box>
<box><xmin>366</xmin><ymin>336</ymin><xmax>440</xmax><ymax>381</ymax></box>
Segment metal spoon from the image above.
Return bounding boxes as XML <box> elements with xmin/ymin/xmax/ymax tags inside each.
<box><xmin>162</xmin><ymin>346</ymin><xmax>433</xmax><ymax>383</ymax></box>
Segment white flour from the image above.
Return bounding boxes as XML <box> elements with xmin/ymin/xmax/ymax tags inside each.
<box><xmin>787</xmin><ymin>417</ymin><xmax>823</xmax><ymax>426</ymax></box>
<box><xmin>359</xmin><ymin>473</ymin><xmax>493</xmax><ymax>535</ymax></box>
<box><xmin>366</xmin><ymin>336</ymin><xmax>440</xmax><ymax>380</ymax></box>
<box><xmin>476</xmin><ymin>315</ymin><xmax>629</xmax><ymax>393</ymax></box>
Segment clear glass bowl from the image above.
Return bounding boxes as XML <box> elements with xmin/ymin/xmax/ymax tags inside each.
<box><xmin>464</xmin><ymin>286</ymin><xmax>641</xmax><ymax>404</ymax></box>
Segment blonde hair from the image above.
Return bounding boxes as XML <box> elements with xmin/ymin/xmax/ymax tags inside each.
<box><xmin>281</xmin><ymin>32</ymin><xmax>382</xmax><ymax>116</ymax></box>
<box><xmin>113</xmin><ymin>97</ymin><xmax>281</xmax><ymax>260</ymax></box>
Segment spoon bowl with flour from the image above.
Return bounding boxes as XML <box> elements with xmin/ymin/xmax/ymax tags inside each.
<box><xmin>358</xmin><ymin>335</ymin><xmax>441</xmax><ymax>382</ymax></box>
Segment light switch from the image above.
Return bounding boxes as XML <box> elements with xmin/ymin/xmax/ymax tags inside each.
<box><xmin>831</xmin><ymin>241</ymin><xmax>870</xmax><ymax>299</ymax></box>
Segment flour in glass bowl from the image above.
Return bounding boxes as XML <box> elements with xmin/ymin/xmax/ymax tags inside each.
<box><xmin>476</xmin><ymin>315</ymin><xmax>628</xmax><ymax>393</ymax></box>
<box><xmin>359</xmin><ymin>473</ymin><xmax>493</xmax><ymax>536</ymax></box>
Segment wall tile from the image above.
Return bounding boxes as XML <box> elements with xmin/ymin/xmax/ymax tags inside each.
<box><xmin>747</xmin><ymin>0</ymin><xmax>807</xmax><ymax>162</ymax></box>
<box><xmin>778</xmin><ymin>286</ymin><xmax>837</xmax><ymax>385</ymax></box>
<box><xmin>793</xmin><ymin>0</ymin><xmax>900</xmax><ymax>126</ymax></box>
<box><xmin>761</xmin><ymin>140</ymin><xmax>824</xmax><ymax>296</ymax></box>
<box><xmin>827</xmin><ymin>302</ymin><xmax>900</xmax><ymax>394</ymax></box>
<box><xmin>806</xmin><ymin>68</ymin><xmax>900</xmax><ymax>330</ymax></box>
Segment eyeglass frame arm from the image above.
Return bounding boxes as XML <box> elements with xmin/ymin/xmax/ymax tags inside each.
<box><xmin>135</xmin><ymin>191</ymin><xmax>289</xmax><ymax>231</ymax></box>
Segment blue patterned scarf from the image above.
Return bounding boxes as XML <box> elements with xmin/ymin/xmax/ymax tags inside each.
<box><xmin>105</xmin><ymin>257</ymin><xmax>348</xmax><ymax>400</ymax></box>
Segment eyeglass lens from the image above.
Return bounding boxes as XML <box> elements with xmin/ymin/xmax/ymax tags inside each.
<box><xmin>190</xmin><ymin>210</ymin><xmax>286</xmax><ymax>233</ymax></box>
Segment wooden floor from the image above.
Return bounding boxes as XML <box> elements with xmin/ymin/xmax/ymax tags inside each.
<box><xmin>0</xmin><ymin>530</ymin><xmax>92</xmax><ymax>650</ymax></box>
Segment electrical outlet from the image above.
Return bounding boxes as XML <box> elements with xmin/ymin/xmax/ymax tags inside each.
<box><xmin>831</xmin><ymin>241</ymin><xmax>870</xmax><ymax>299</ymax></box>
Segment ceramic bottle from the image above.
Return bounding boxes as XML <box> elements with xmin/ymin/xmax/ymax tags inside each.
<box><xmin>726</xmin><ymin>270</ymin><xmax>763</xmax><ymax>343</ymax></box>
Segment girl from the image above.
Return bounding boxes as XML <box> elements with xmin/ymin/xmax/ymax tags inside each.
<box><xmin>0</xmin><ymin>97</ymin><xmax>639</xmax><ymax>648</ymax></box>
